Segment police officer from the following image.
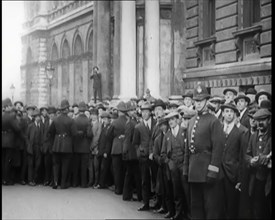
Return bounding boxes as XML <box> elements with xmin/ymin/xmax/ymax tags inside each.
<box><xmin>183</xmin><ymin>83</ymin><xmax>226</xmax><ymax>219</ymax></box>
<box><xmin>49</xmin><ymin>99</ymin><xmax>78</xmax><ymax>189</ymax></box>
<box><xmin>72</xmin><ymin>102</ymin><xmax>93</xmax><ymax>188</ymax></box>
<box><xmin>245</xmin><ymin>108</ymin><xmax>271</xmax><ymax>219</ymax></box>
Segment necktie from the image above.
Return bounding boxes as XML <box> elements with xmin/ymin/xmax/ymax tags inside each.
<box><xmin>147</xmin><ymin>123</ymin><xmax>150</xmax><ymax>131</ymax></box>
<box><xmin>224</xmin><ymin>124</ymin><xmax>229</xmax><ymax>135</ymax></box>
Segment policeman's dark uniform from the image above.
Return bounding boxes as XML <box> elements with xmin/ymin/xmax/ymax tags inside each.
<box><xmin>49</xmin><ymin>100</ymin><xmax>78</xmax><ymax>189</ymax></box>
<box><xmin>245</xmin><ymin>108</ymin><xmax>271</xmax><ymax>219</ymax></box>
<box><xmin>122</xmin><ymin>101</ymin><xmax>142</xmax><ymax>201</ymax></box>
<box><xmin>183</xmin><ymin>84</ymin><xmax>226</xmax><ymax>219</ymax></box>
<box><xmin>2</xmin><ymin>98</ymin><xmax>21</xmax><ymax>185</ymax></box>
<box><xmin>72</xmin><ymin>102</ymin><xmax>93</xmax><ymax>188</ymax></box>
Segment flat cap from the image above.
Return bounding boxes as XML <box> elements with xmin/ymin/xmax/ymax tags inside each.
<box><xmin>100</xmin><ymin>111</ymin><xmax>111</xmax><ymax>118</ymax></box>
<box><xmin>253</xmin><ymin>108</ymin><xmax>271</xmax><ymax>120</ymax></box>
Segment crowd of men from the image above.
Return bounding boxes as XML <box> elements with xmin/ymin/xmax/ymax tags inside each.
<box><xmin>2</xmin><ymin>84</ymin><xmax>272</xmax><ymax>220</ymax></box>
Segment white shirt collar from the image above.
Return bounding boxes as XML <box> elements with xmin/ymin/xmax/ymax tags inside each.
<box><xmin>172</xmin><ymin>124</ymin><xmax>179</xmax><ymax>137</ymax></box>
<box><xmin>144</xmin><ymin>117</ymin><xmax>152</xmax><ymax>129</ymax></box>
<box><xmin>223</xmin><ymin>121</ymin><xmax>235</xmax><ymax>135</ymax></box>
<box><xmin>214</xmin><ymin>109</ymin><xmax>221</xmax><ymax>118</ymax></box>
<box><xmin>240</xmin><ymin>107</ymin><xmax>247</xmax><ymax>119</ymax></box>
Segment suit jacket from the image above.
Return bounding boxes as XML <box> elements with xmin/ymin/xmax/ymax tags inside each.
<box><xmin>111</xmin><ymin>115</ymin><xmax>127</xmax><ymax>155</ymax></box>
<box><xmin>41</xmin><ymin>118</ymin><xmax>55</xmax><ymax>154</ymax></box>
<box><xmin>183</xmin><ymin>112</ymin><xmax>226</xmax><ymax>182</ymax></box>
<box><xmin>240</xmin><ymin>108</ymin><xmax>250</xmax><ymax>130</ymax></box>
<box><xmin>222</xmin><ymin>125</ymin><xmax>243</xmax><ymax>184</ymax></box>
<box><xmin>26</xmin><ymin>122</ymin><xmax>43</xmax><ymax>155</ymax></box>
<box><xmin>245</xmin><ymin>128</ymin><xmax>271</xmax><ymax>196</ymax></box>
<box><xmin>2</xmin><ymin>111</ymin><xmax>21</xmax><ymax>148</ymax></box>
<box><xmin>132</xmin><ymin>117</ymin><xmax>156</xmax><ymax>158</ymax></box>
<box><xmin>49</xmin><ymin>113</ymin><xmax>78</xmax><ymax>153</ymax></box>
<box><xmin>161</xmin><ymin>127</ymin><xmax>186</xmax><ymax>170</ymax></box>
<box><xmin>73</xmin><ymin>114</ymin><xmax>93</xmax><ymax>153</ymax></box>
<box><xmin>90</xmin><ymin>120</ymin><xmax>102</xmax><ymax>155</ymax></box>
<box><xmin>150</xmin><ymin>121</ymin><xmax>161</xmax><ymax>154</ymax></box>
<box><xmin>90</xmin><ymin>73</ymin><xmax>102</xmax><ymax>89</ymax></box>
<box><xmin>123</xmin><ymin>117</ymin><xmax>138</xmax><ymax>161</ymax></box>
<box><xmin>154</xmin><ymin>132</ymin><xmax>165</xmax><ymax>165</ymax></box>
<box><xmin>98</xmin><ymin>124</ymin><xmax>113</xmax><ymax>156</ymax></box>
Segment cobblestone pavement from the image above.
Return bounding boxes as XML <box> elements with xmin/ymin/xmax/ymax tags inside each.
<box><xmin>2</xmin><ymin>185</ymin><xmax>164</xmax><ymax>219</ymax></box>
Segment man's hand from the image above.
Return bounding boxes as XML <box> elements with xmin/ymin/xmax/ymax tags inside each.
<box><xmin>149</xmin><ymin>153</ymin><xmax>154</xmax><ymax>160</ymax></box>
<box><xmin>250</xmin><ymin>156</ymin><xmax>259</xmax><ymax>167</ymax></box>
<box><xmin>235</xmin><ymin>182</ymin><xmax>241</xmax><ymax>192</ymax></box>
<box><xmin>103</xmin><ymin>153</ymin><xmax>107</xmax><ymax>158</ymax></box>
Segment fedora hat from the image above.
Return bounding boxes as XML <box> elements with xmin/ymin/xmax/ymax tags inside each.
<box><xmin>246</xmin><ymin>88</ymin><xmax>257</xmax><ymax>95</ymax></box>
<box><xmin>209</xmin><ymin>95</ymin><xmax>225</xmax><ymax>104</ymax></box>
<box><xmin>117</xmin><ymin>101</ymin><xmax>128</xmax><ymax>112</ymax></box>
<box><xmin>2</xmin><ymin>98</ymin><xmax>12</xmax><ymax>107</ymax></box>
<box><xmin>255</xmin><ymin>90</ymin><xmax>271</xmax><ymax>104</ymax></box>
<box><xmin>220</xmin><ymin>102</ymin><xmax>239</xmax><ymax>114</ymax></box>
<box><xmin>101</xmin><ymin>111</ymin><xmax>111</xmax><ymax>118</ymax></box>
<box><xmin>223</xmin><ymin>88</ymin><xmax>238</xmax><ymax>96</ymax></box>
<box><xmin>140</xmin><ymin>101</ymin><xmax>153</xmax><ymax>111</ymax></box>
<box><xmin>26</xmin><ymin>105</ymin><xmax>36</xmax><ymax>111</ymax></box>
<box><xmin>48</xmin><ymin>106</ymin><xmax>56</xmax><ymax>114</ymax></box>
<box><xmin>14</xmin><ymin>100</ymin><xmax>24</xmax><ymax>107</ymax></box>
<box><xmin>96</xmin><ymin>103</ymin><xmax>106</xmax><ymax>111</ymax></box>
<box><xmin>40</xmin><ymin>106</ymin><xmax>48</xmax><ymax>112</ymax></box>
<box><xmin>78</xmin><ymin>101</ymin><xmax>87</xmax><ymax>112</ymax></box>
<box><xmin>193</xmin><ymin>84</ymin><xmax>211</xmax><ymax>101</ymax></box>
<box><xmin>32</xmin><ymin>109</ymin><xmax>41</xmax><ymax>117</ymax></box>
<box><xmin>182</xmin><ymin>91</ymin><xmax>193</xmax><ymax>99</ymax></box>
<box><xmin>234</xmin><ymin>93</ymin><xmax>251</xmax><ymax>105</ymax></box>
<box><xmin>253</xmin><ymin>108</ymin><xmax>271</xmax><ymax>120</ymax></box>
<box><xmin>60</xmin><ymin>99</ymin><xmax>70</xmax><ymax>110</ymax></box>
<box><xmin>158</xmin><ymin>117</ymin><xmax>169</xmax><ymax>126</ymax></box>
<box><xmin>153</xmin><ymin>99</ymin><xmax>166</xmax><ymax>109</ymax></box>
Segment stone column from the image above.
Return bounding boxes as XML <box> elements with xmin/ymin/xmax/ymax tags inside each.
<box><xmin>119</xmin><ymin>1</ymin><xmax>137</xmax><ymax>100</ymax></box>
<box><xmin>69</xmin><ymin>62</ymin><xmax>74</xmax><ymax>104</ymax></box>
<box><xmin>57</xmin><ymin>64</ymin><xmax>62</xmax><ymax>104</ymax></box>
<box><xmin>92</xmin><ymin>1</ymin><xmax>98</xmax><ymax>66</ymax></box>
<box><xmin>82</xmin><ymin>59</ymin><xmax>89</xmax><ymax>102</ymax></box>
<box><xmin>96</xmin><ymin>1</ymin><xmax>111</xmax><ymax>100</ymax></box>
<box><xmin>144</xmin><ymin>0</ymin><xmax>160</xmax><ymax>98</ymax></box>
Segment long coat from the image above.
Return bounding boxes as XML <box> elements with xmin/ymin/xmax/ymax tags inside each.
<box><xmin>49</xmin><ymin>113</ymin><xmax>78</xmax><ymax>153</ymax></box>
<box><xmin>123</xmin><ymin>117</ymin><xmax>138</xmax><ymax>160</ymax></box>
<box><xmin>2</xmin><ymin>111</ymin><xmax>21</xmax><ymax>148</ymax></box>
<box><xmin>240</xmin><ymin>108</ymin><xmax>250</xmax><ymax>130</ymax></box>
<box><xmin>90</xmin><ymin>120</ymin><xmax>102</xmax><ymax>155</ymax></box>
<box><xmin>111</xmin><ymin>115</ymin><xmax>127</xmax><ymax>155</ymax></box>
<box><xmin>26</xmin><ymin>122</ymin><xmax>43</xmax><ymax>155</ymax></box>
<box><xmin>73</xmin><ymin>114</ymin><xmax>93</xmax><ymax>153</ymax></box>
<box><xmin>132</xmin><ymin>118</ymin><xmax>156</xmax><ymax>158</ymax></box>
<box><xmin>98</xmin><ymin>124</ymin><xmax>113</xmax><ymax>156</ymax></box>
<box><xmin>183</xmin><ymin>112</ymin><xmax>226</xmax><ymax>182</ymax></box>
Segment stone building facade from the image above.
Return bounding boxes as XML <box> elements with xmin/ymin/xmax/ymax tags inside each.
<box><xmin>21</xmin><ymin>0</ymin><xmax>272</xmax><ymax>107</ymax></box>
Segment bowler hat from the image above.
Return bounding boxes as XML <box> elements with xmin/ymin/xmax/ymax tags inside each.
<box><xmin>140</xmin><ymin>102</ymin><xmax>152</xmax><ymax>111</ymax></box>
<box><xmin>125</xmin><ymin>101</ymin><xmax>136</xmax><ymax>111</ymax></box>
<box><xmin>60</xmin><ymin>99</ymin><xmax>70</xmax><ymax>110</ymax></box>
<box><xmin>182</xmin><ymin>91</ymin><xmax>193</xmax><ymax>99</ymax></box>
<box><xmin>117</xmin><ymin>101</ymin><xmax>128</xmax><ymax>112</ymax></box>
<box><xmin>26</xmin><ymin>105</ymin><xmax>36</xmax><ymax>111</ymax></box>
<box><xmin>221</xmin><ymin>102</ymin><xmax>239</xmax><ymax>114</ymax></box>
<box><xmin>260</xmin><ymin>100</ymin><xmax>271</xmax><ymax>111</ymax></box>
<box><xmin>2</xmin><ymin>98</ymin><xmax>12</xmax><ymax>107</ymax></box>
<box><xmin>14</xmin><ymin>101</ymin><xmax>24</xmax><ymax>107</ymax></box>
<box><xmin>246</xmin><ymin>88</ymin><xmax>257</xmax><ymax>95</ymax></box>
<box><xmin>223</xmin><ymin>88</ymin><xmax>238</xmax><ymax>96</ymax></box>
<box><xmin>158</xmin><ymin>117</ymin><xmax>169</xmax><ymax>126</ymax></box>
<box><xmin>96</xmin><ymin>103</ymin><xmax>106</xmax><ymax>111</ymax></box>
<box><xmin>253</xmin><ymin>108</ymin><xmax>271</xmax><ymax>120</ymax></box>
<box><xmin>48</xmin><ymin>106</ymin><xmax>56</xmax><ymax>114</ymax></box>
<box><xmin>209</xmin><ymin>95</ymin><xmax>225</xmax><ymax>104</ymax></box>
<box><xmin>153</xmin><ymin>99</ymin><xmax>166</xmax><ymax>109</ymax></box>
<box><xmin>255</xmin><ymin>90</ymin><xmax>271</xmax><ymax>104</ymax></box>
<box><xmin>78</xmin><ymin>101</ymin><xmax>87</xmax><ymax>112</ymax></box>
<box><xmin>72</xmin><ymin>103</ymin><xmax>79</xmax><ymax>108</ymax></box>
<box><xmin>234</xmin><ymin>93</ymin><xmax>251</xmax><ymax>105</ymax></box>
<box><xmin>101</xmin><ymin>111</ymin><xmax>111</xmax><ymax>118</ymax></box>
<box><xmin>193</xmin><ymin>84</ymin><xmax>211</xmax><ymax>101</ymax></box>
<box><xmin>90</xmin><ymin>108</ymin><xmax>99</xmax><ymax>115</ymax></box>
<box><xmin>164</xmin><ymin>111</ymin><xmax>179</xmax><ymax>120</ymax></box>
<box><xmin>40</xmin><ymin>106</ymin><xmax>48</xmax><ymax>112</ymax></box>
<box><xmin>169</xmin><ymin>102</ymin><xmax>179</xmax><ymax>108</ymax></box>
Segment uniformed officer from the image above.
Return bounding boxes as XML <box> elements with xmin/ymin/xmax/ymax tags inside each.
<box><xmin>72</xmin><ymin>102</ymin><xmax>93</xmax><ymax>188</ymax></box>
<box><xmin>183</xmin><ymin>83</ymin><xmax>226</xmax><ymax>219</ymax></box>
<box><xmin>245</xmin><ymin>108</ymin><xmax>271</xmax><ymax>219</ymax></box>
<box><xmin>2</xmin><ymin>98</ymin><xmax>21</xmax><ymax>185</ymax></box>
<box><xmin>48</xmin><ymin>99</ymin><xmax>78</xmax><ymax>189</ymax></box>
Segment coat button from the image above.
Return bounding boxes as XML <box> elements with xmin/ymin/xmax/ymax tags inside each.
<box><xmin>259</xmin><ymin>146</ymin><xmax>262</xmax><ymax>149</ymax></box>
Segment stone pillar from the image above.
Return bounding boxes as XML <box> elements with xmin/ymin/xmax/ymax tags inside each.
<box><xmin>119</xmin><ymin>1</ymin><xmax>136</xmax><ymax>100</ymax></box>
<box><xmin>144</xmin><ymin>0</ymin><xmax>160</xmax><ymax>98</ymax></box>
<box><xmin>69</xmin><ymin>62</ymin><xmax>74</xmax><ymax>104</ymax></box>
<box><xmin>96</xmin><ymin>1</ymin><xmax>111</xmax><ymax>100</ymax></box>
<box><xmin>92</xmin><ymin>1</ymin><xmax>98</xmax><ymax>66</ymax></box>
<box><xmin>112</xmin><ymin>1</ymin><xmax>121</xmax><ymax>99</ymax></box>
<box><xmin>57</xmin><ymin>64</ymin><xmax>62</xmax><ymax>104</ymax></box>
<box><xmin>82</xmin><ymin>59</ymin><xmax>89</xmax><ymax>102</ymax></box>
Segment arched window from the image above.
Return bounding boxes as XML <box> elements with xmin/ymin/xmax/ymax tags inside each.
<box><xmin>88</xmin><ymin>30</ymin><xmax>93</xmax><ymax>53</ymax></box>
<box><xmin>61</xmin><ymin>39</ymin><xmax>70</xmax><ymax>99</ymax></box>
<box><xmin>26</xmin><ymin>47</ymin><xmax>33</xmax><ymax>64</ymax></box>
<box><xmin>62</xmin><ymin>39</ymin><xmax>70</xmax><ymax>58</ymax></box>
<box><xmin>74</xmin><ymin>35</ymin><xmax>83</xmax><ymax>56</ymax></box>
<box><xmin>51</xmin><ymin>43</ymin><xmax>58</xmax><ymax>61</ymax></box>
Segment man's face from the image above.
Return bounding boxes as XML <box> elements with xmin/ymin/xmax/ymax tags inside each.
<box><xmin>15</xmin><ymin>103</ymin><xmax>23</xmax><ymax>110</ymax></box>
<box><xmin>237</xmin><ymin>98</ymin><xmax>248</xmax><ymax>111</ymax></box>
<box><xmin>256</xmin><ymin>117</ymin><xmax>270</xmax><ymax>132</ymax></box>
<box><xmin>142</xmin><ymin>109</ymin><xmax>151</xmax><ymax>121</ymax></box>
<box><xmin>154</xmin><ymin>106</ymin><xmax>165</xmax><ymax>119</ymax></box>
<box><xmin>247</xmin><ymin>94</ymin><xmax>255</xmax><ymax>104</ymax></box>
<box><xmin>85</xmin><ymin>111</ymin><xmax>90</xmax><ymax>118</ymax></box>
<box><xmin>68</xmin><ymin>112</ymin><xmax>73</xmax><ymax>118</ymax></box>
<box><xmin>210</xmin><ymin>101</ymin><xmax>220</xmax><ymax>111</ymax></box>
<box><xmin>181</xmin><ymin>118</ymin><xmax>189</xmax><ymax>129</ymax></box>
<box><xmin>41</xmin><ymin>109</ymin><xmax>48</xmax><ymax>117</ymax></box>
<box><xmin>27</xmin><ymin>109</ymin><xmax>34</xmax><ymax>116</ymax></box>
<box><xmin>258</xmin><ymin>94</ymin><xmax>268</xmax><ymax>106</ymax></box>
<box><xmin>222</xmin><ymin>108</ymin><xmax>235</xmax><ymax>124</ymax></box>
<box><xmin>93</xmin><ymin>67</ymin><xmax>99</xmax><ymax>74</ymax></box>
<box><xmin>90</xmin><ymin>114</ymin><xmax>98</xmax><ymax>121</ymax></box>
<box><xmin>225</xmin><ymin>91</ymin><xmax>235</xmax><ymax>103</ymax></box>
<box><xmin>49</xmin><ymin>113</ymin><xmax>55</xmax><ymax>120</ymax></box>
<box><xmin>160</xmin><ymin>123</ymin><xmax>168</xmax><ymax>133</ymax></box>
<box><xmin>102</xmin><ymin>117</ymin><xmax>110</xmax><ymax>125</ymax></box>
<box><xmin>98</xmin><ymin>108</ymin><xmax>104</xmax><ymax>115</ymax></box>
<box><xmin>169</xmin><ymin>106</ymin><xmax>178</xmax><ymax>112</ymax></box>
<box><xmin>184</xmin><ymin>97</ymin><xmax>192</xmax><ymax>107</ymax></box>
<box><xmin>168</xmin><ymin>117</ymin><xmax>178</xmax><ymax>129</ymax></box>
<box><xmin>194</xmin><ymin>99</ymin><xmax>207</xmax><ymax>112</ymax></box>
<box><xmin>249</xmin><ymin>117</ymin><xmax>257</xmax><ymax>128</ymax></box>
<box><xmin>74</xmin><ymin>107</ymin><xmax>79</xmax><ymax>114</ymax></box>
<box><xmin>35</xmin><ymin>115</ymin><xmax>41</xmax><ymax>123</ymax></box>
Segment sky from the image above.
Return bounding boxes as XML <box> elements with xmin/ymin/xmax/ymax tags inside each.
<box><xmin>2</xmin><ymin>1</ymin><xmax>24</xmax><ymax>101</ymax></box>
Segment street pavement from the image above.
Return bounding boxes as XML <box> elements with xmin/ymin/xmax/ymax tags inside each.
<box><xmin>2</xmin><ymin>185</ymin><xmax>164</xmax><ymax>219</ymax></box>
